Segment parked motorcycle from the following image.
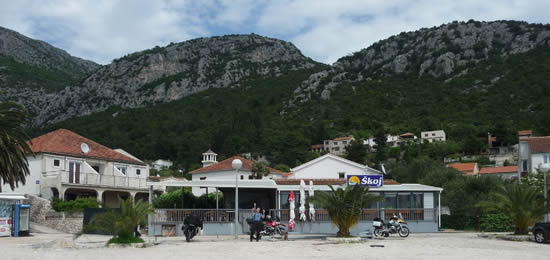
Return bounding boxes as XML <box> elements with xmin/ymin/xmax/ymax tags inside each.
<box><xmin>373</xmin><ymin>213</ymin><xmax>410</xmax><ymax>238</ymax></box>
<box><xmin>182</xmin><ymin>215</ymin><xmax>203</xmax><ymax>242</ymax></box>
<box><xmin>261</xmin><ymin>215</ymin><xmax>286</xmax><ymax>238</ymax></box>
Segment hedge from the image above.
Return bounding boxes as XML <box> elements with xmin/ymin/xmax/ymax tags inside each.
<box><xmin>51</xmin><ymin>198</ymin><xmax>99</xmax><ymax>212</ymax></box>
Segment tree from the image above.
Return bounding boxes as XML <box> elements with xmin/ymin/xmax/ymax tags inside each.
<box><xmin>345</xmin><ymin>140</ymin><xmax>367</xmax><ymax>164</ymax></box>
<box><xmin>477</xmin><ymin>184</ymin><xmax>550</xmax><ymax>234</ymax></box>
<box><xmin>274</xmin><ymin>164</ymin><xmax>291</xmax><ymax>173</ymax></box>
<box><xmin>308</xmin><ymin>185</ymin><xmax>382</xmax><ymax>237</ymax></box>
<box><xmin>81</xmin><ymin>198</ymin><xmax>153</xmax><ymax>243</ymax></box>
<box><xmin>251</xmin><ymin>161</ymin><xmax>269</xmax><ymax>179</ymax></box>
<box><xmin>373</xmin><ymin>129</ymin><xmax>387</xmax><ymax>164</ymax></box>
<box><xmin>0</xmin><ymin>103</ymin><xmax>33</xmax><ymax>191</ymax></box>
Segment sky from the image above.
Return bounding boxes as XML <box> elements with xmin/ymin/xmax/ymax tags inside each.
<box><xmin>1</xmin><ymin>0</ymin><xmax>549</xmax><ymax>65</ymax></box>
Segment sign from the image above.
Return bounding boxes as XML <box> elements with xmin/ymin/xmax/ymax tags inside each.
<box><xmin>0</xmin><ymin>218</ymin><xmax>10</xmax><ymax>237</ymax></box>
<box><xmin>347</xmin><ymin>175</ymin><xmax>383</xmax><ymax>187</ymax></box>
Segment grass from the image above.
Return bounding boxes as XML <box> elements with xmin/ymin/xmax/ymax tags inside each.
<box><xmin>107</xmin><ymin>236</ymin><xmax>144</xmax><ymax>244</ymax></box>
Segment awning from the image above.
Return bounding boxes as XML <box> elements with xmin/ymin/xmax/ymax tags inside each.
<box><xmin>0</xmin><ymin>193</ymin><xmax>26</xmax><ymax>200</ymax></box>
<box><xmin>147</xmin><ymin>178</ymin><xmax>278</xmax><ymax>189</ymax></box>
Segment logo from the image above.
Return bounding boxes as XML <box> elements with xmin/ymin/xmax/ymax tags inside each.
<box><xmin>347</xmin><ymin>175</ymin><xmax>384</xmax><ymax>187</ymax></box>
<box><xmin>348</xmin><ymin>176</ymin><xmax>361</xmax><ymax>185</ymax></box>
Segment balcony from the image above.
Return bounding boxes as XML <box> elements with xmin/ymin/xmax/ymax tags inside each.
<box><xmin>50</xmin><ymin>170</ymin><xmax>148</xmax><ymax>190</ymax></box>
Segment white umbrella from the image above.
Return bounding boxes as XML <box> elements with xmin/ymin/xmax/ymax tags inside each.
<box><xmin>299</xmin><ymin>180</ymin><xmax>306</xmax><ymax>222</ymax></box>
<box><xmin>288</xmin><ymin>191</ymin><xmax>296</xmax><ymax>231</ymax></box>
<box><xmin>308</xmin><ymin>181</ymin><xmax>315</xmax><ymax>222</ymax></box>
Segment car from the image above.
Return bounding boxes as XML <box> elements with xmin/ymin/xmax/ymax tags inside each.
<box><xmin>533</xmin><ymin>222</ymin><xmax>550</xmax><ymax>243</ymax></box>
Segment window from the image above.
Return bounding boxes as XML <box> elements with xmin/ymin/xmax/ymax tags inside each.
<box><xmin>200</xmin><ymin>177</ymin><xmax>207</xmax><ymax>180</ymax></box>
<box><xmin>343</xmin><ymin>141</ymin><xmax>347</xmax><ymax>145</ymax></box>
<box><xmin>325</xmin><ymin>141</ymin><xmax>329</xmax><ymax>145</ymax></box>
<box><xmin>521</xmin><ymin>160</ymin><xmax>528</xmax><ymax>172</ymax></box>
<box><xmin>333</xmin><ymin>142</ymin><xmax>337</xmax><ymax>145</ymax></box>
<box><xmin>334</xmin><ymin>147</ymin><xmax>340</xmax><ymax>151</ymax></box>
<box><xmin>116</xmin><ymin>166</ymin><xmax>127</xmax><ymax>175</ymax></box>
<box><xmin>53</xmin><ymin>159</ymin><xmax>60</xmax><ymax>167</ymax></box>
<box><xmin>424</xmin><ymin>134</ymin><xmax>428</xmax><ymax>137</ymax></box>
<box><xmin>432</xmin><ymin>133</ymin><xmax>435</xmax><ymax>136</ymax></box>
<box><xmin>544</xmin><ymin>154</ymin><xmax>550</xmax><ymax>164</ymax></box>
<box><xmin>240</xmin><ymin>175</ymin><xmax>244</xmax><ymax>180</ymax></box>
<box><xmin>338</xmin><ymin>172</ymin><xmax>345</xmax><ymax>179</ymax></box>
<box><xmin>68</xmin><ymin>162</ymin><xmax>81</xmax><ymax>184</ymax></box>
<box><xmin>136</xmin><ymin>169</ymin><xmax>141</xmax><ymax>175</ymax></box>
<box><xmin>248</xmin><ymin>175</ymin><xmax>253</xmax><ymax>180</ymax></box>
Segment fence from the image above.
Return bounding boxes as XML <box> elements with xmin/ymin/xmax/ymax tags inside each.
<box><xmin>151</xmin><ymin>208</ymin><xmax>437</xmax><ymax>224</ymax></box>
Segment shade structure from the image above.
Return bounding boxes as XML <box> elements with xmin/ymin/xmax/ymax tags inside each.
<box><xmin>308</xmin><ymin>181</ymin><xmax>315</xmax><ymax>221</ymax></box>
<box><xmin>299</xmin><ymin>180</ymin><xmax>306</xmax><ymax>222</ymax></box>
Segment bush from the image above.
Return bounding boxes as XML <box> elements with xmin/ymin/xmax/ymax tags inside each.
<box><xmin>153</xmin><ymin>189</ymin><xmax>223</xmax><ymax>209</ymax></box>
<box><xmin>480</xmin><ymin>213</ymin><xmax>514</xmax><ymax>232</ymax></box>
<box><xmin>441</xmin><ymin>214</ymin><xmax>477</xmax><ymax>230</ymax></box>
<box><xmin>51</xmin><ymin>198</ymin><xmax>99</xmax><ymax>212</ymax></box>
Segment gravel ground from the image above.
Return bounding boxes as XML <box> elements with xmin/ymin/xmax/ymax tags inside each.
<box><xmin>1</xmin><ymin>232</ymin><xmax>548</xmax><ymax>260</ymax></box>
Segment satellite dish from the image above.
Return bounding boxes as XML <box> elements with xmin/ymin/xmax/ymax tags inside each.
<box><xmin>81</xmin><ymin>143</ymin><xmax>90</xmax><ymax>154</ymax></box>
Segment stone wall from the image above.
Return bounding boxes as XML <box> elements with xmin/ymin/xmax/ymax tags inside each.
<box><xmin>24</xmin><ymin>195</ymin><xmax>83</xmax><ymax>234</ymax></box>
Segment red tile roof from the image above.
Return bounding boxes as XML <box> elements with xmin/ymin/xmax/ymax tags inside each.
<box><xmin>527</xmin><ymin>136</ymin><xmax>550</xmax><ymax>153</ymax></box>
<box><xmin>282</xmin><ymin>172</ymin><xmax>294</xmax><ymax>177</ymax></box>
<box><xmin>189</xmin><ymin>156</ymin><xmax>283</xmax><ymax>174</ymax></box>
<box><xmin>400</xmin><ymin>132</ymin><xmax>415</xmax><ymax>137</ymax></box>
<box><xmin>273</xmin><ymin>178</ymin><xmax>399</xmax><ymax>185</ymax></box>
<box><xmin>29</xmin><ymin>129</ymin><xmax>144</xmax><ymax>165</ymax></box>
<box><xmin>518</xmin><ymin>130</ymin><xmax>532</xmax><ymax>136</ymax></box>
<box><xmin>448</xmin><ymin>163</ymin><xmax>477</xmax><ymax>172</ymax></box>
<box><xmin>311</xmin><ymin>144</ymin><xmax>324</xmax><ymax>149</ymax></box>
<box><xmin>479</xmin><ymin>166</ymin><xmax>518</xmax><ymax>175</ymax></box>
<box><xmin>333</xmin><ymin>136</ymin><xmax>354</xmax><ymax>141</ymax></box>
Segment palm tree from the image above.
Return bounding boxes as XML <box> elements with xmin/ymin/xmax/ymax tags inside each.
<box><xmin>0</xmin><ymin>102</ymin><xmax>33</xmax><ymax>191</ymax></box>
<box><xmin>81</xmin><ymin>198</ymin><xmax>153</xmax><ymax>243</ymax></box>
<box><xmin>477</xmin><ymin>184</ymin><xmax>550</xmax><ymax>235</ymax></box>
<box><xmin>308</xmin><ymin>185</ymin><xmax>382</xmax><ymax>237</ymax></box>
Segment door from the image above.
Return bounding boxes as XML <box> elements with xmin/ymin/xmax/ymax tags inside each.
<box><xmin>69</xmin><ymin>162</ymin><xmax>81</xmax><ymax>184</ymax></box>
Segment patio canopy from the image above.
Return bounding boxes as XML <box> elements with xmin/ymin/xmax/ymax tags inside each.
<box><xmin>147</xmin><ymin>177</ymin><xmax>278</xmax><ymax>189</ymax></box>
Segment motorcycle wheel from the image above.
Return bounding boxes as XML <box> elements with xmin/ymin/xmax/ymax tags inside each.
<box><xmin>398</xmin><ymin>226</ymin><xmax>410</xmax><ymax>238</ymax></box>
<box><xmin>374</xmin><ymin>228</ymin><xmax>382</xmax><ymax>237</ymax></box>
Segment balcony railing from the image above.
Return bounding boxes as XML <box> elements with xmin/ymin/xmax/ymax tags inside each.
<box><xmin>57</xmin><ymin>170</ymin><xmax>148</xmax><ymax>189</ymax></box>
<box><xmin>151</xmin><ymin>208</ymin><xmax>437</xmax><ymax>224</ymax></box>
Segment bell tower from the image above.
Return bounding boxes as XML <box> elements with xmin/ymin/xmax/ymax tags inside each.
<box><xmin>202</xmin><ymin>149</ymin><xmax>218</xmax><ymax>168</ymax></box>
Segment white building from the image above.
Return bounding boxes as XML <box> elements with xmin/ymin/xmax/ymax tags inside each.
<box><xmin>316</xmin><ymin>136</ymin><xmax>355</xmax><ymax>155</ymax></box>
<box><xmin>152</xmin><ymin>159</ymin><xmax>173</xmax><ymax>171</ymax></box>
<box><xmin>363</xmin><ymin>134</ymin><xmax>401</xmax><ymax>150</ymax></box>
<box><xmin>0</xmin><ymin>129</ymin><xmax>161</xmax><ymax>207</ymax></box>
<box><xmin>518</xmin><ymin>130</ymin><xmax>550</xmax><ymax>175</ymax></box>
<box><xmin>189</xmin><ymin>151</ymin><xmax>283</xmax><ymax>196</ymax></box>
<box><xmin>421</xmin><ymin>130</ymin><xmax>446</xmax><ymax>143</ymax></box>
<box><xmin>285</xmin><ymin>153</ymin><xmax>381</xmax><ymax>179</ymax></box>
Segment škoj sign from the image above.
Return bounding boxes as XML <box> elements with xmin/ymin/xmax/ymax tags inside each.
<box><xmin>347</xmin><ymin>175</ymin><xmax>383</xmax><ymax>187</ymax></box>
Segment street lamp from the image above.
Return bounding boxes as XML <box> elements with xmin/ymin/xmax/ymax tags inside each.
<box><xmin>232</xmin><ymin>159</ymin><xmax>242</xmax><ymax>239</ymax></box>
<box><xmin>540</xmin><ymin>163</ymin><xmax>550</xmax><ymax>222</ymax></box>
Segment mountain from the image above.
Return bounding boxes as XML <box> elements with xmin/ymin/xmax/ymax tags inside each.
<box><xmin>1</xmin><ymin>33</ymin><xmax>320</xmax><ymax>125</ymax></box>
<box><xmin>0</xmin><ymin>26</ymin><xmax>99</xmax><ymax>91</ymax></box>
<box><xmin>2</xmin><ymin>20</ymin><xmax>550</xmax><ymax>169</ymax></box>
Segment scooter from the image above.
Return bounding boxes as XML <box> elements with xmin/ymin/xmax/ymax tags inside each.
<box><xmin>373</xmin><ymin>213</ymin><xmax>410</xmax><ymax>238</ymax></box>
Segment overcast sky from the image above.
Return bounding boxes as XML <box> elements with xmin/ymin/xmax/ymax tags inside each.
<box><xmin>1</xmin><ymin>0</ymin><xmax>549</xmax><ymax>65</ymax></box>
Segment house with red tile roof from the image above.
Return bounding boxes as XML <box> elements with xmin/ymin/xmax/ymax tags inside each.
<box><xmin>518</xmin><ymin>131</ymin><xmax>550</xmax><ymax>175</ymax></box>
<box><xmin>311</xmin><ymin>136</ymin><xmax>355</xmax><ymax>156</ymax></box>
<box><xmin>479</xmin><ymin>166</ymin><xmax>518</xmax><ymax>179</ymax></box>
<box><xmin>447</xmin><ymin>162</ymin><xmax>479</xmax><ymax>175</ymax></box>
<box><xmin>0</xmin><ymin>129</ymin><xmax>161</xmax><ymax>207</ymax></box>
<box><xmin>189</xmin><ymin>151</ymin><xmax>283</xmax><ymax>196</ymax></box>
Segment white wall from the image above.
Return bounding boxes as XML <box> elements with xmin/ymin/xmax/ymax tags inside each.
<box><xmin>291</xmin><ymin>156</ymin><xmax>379</xmax><ymax>179</ymax></box>
<box><xmin>423</xmin><ymin>192</ymin><xmax>434</xmax><ymax>221</ymax></box>
<box><xmin>1</xmin><ymin>155</ymin><xmax>42</xmax><ymax>195</ymax></box>
<box><xmin>191</xmin><ymin>170</ymin><xmax>276</xmax><ymax>196</ymax></box>
<box><xmin>531</xmin><ymin>153</ymin><xmax>547</xmax><ymax>173</ymax></box>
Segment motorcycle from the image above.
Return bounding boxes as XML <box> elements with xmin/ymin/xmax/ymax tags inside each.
<box><xmin>261</xmin><ymin>215</ymin><xmax>287</xmax><ymax>238</ymax></box>
<box><xmin>373</xmin><ymin>213</ymin><xmax>410</xmax><ymax>238</ymax></box>
<box><xmin>182</xmin><ymin>224</ymin><xmax>201</xmax><ymax>242</ymax></box>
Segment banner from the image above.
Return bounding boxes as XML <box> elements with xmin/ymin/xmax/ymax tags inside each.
<box><xmin>347</xmin><ymin>175</ymin><xmax>383</xmax><ymax>187</ymax></box>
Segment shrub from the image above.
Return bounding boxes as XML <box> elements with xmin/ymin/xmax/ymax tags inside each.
<box><xmin>51</xmin><ymin>198</ymin><xmax>99</xmax><ymax>212</ymax></box>
<box><xmin>480</xmin><ymin>213</ymin><xmax>514</xmax><ymax>232</ymax></box>
<box><xmin>441</xmin><ymin>214</ymin><xmax>477</xmax><ymax>230</ymax></box>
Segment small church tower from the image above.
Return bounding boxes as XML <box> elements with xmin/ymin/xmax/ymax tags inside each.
<box><xmin>202</xmin><ymin>149</ymin><xmax>218</xmax><ymax>168</ymax></box>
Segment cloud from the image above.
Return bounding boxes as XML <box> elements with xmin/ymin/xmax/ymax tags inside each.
<box><xmin>1</xmin><ymin>0</ymin><xmax>549</xmax><ymax>65</ymax></box>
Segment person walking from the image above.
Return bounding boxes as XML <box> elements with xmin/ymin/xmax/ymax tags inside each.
<box><xmin>250</xmin><ymin>207</ymin><xmax>263</xmax><ymax>242</ymax></box>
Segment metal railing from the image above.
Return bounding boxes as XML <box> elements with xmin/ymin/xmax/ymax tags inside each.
<box><xmin>58</xmin><ymin>171</ymin><xmax>147</xmax><ymax>189</ymax></box>
<box><xmin>151</xmin><ymin>208</ymin><xmax>437</xmax><ymax>224</ymax></box>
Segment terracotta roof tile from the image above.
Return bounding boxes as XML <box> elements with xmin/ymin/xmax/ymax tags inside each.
<box><xmin>333</xmin><ymin>136</ymin><xmax>354</xmax><ymax>141</ymax></box>
<box><xmin>447</xmin><ymin>163</ymin><xmax>477</xmax><ymax>172</ymax></box>
<box><xmin>273</xmin><ymin>178</ymin><xmax>399</xmax><ymax>185</ymax></box>
<box><xmin>189</xmin><ymin>156</ymin><xmax>282</xmax><ymax>174</ymax></box>
<box><xmin>400</xmin><ymin>132</ymin><xmax>415</xmax><ymax>137</ymax></box>
<box><xmin>29</xmin><ymin>129</ymin><xmax>144</xmax><ymax>165</ymax></box>
<box><xmin>518</xmin><ymin>130</ymin><xmax>532</xmax><ymax>136</ymax></box>
<box><xmin>527</xmin><ymin>136</ymin><xmax>550</xmax><ymax>153</ymax></box>
<box><xmin>479</xmin><ymin>166</ymin><xmax>518</xmax><ymax>175</ymax></box>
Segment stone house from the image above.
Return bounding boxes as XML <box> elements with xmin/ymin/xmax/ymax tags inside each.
<box><xmin>421</xmin><ymin>130</ymin><xmax>446</xmax><ymax>143</ymax></box>
<box><xmin>518</xmin><ymin>130</ymin><xmax>550</xmax><ymax>176</ymax></box>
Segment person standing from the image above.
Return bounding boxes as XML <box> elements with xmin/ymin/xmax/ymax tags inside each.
<box><xmin>250</xmin><ymin>207</ymin><xmax>263</xmax><ymax>242</ymax></box>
